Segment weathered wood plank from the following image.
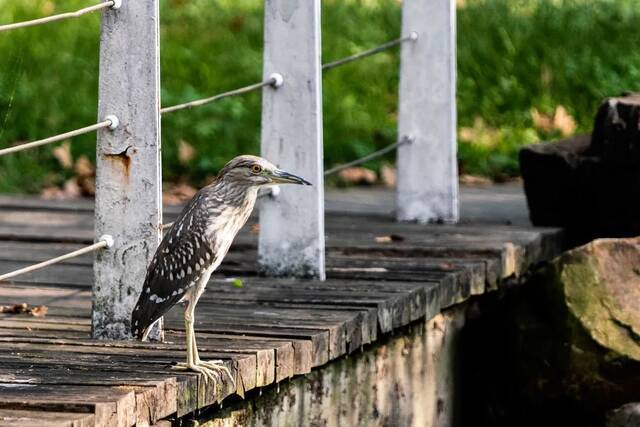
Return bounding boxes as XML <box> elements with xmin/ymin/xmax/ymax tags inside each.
<box><xmin>0</xmin><ymin>385</ymin><xmax>136</xmax><ymax>427</ymax></box>
<box><xmin>0</xmin><ymin>365</ymin><xmax>176</xmax><ymax>426</ymax></box>
<box><xmin>0</xmin><ymin>409</ymin><xmax>95</xmax><ymax>427</ymax></box>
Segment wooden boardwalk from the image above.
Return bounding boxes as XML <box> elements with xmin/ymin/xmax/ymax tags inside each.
<box><xmin>0</xmin><ymin>185</ymin><xmax>561</xmax><ymax>426</ymax></box>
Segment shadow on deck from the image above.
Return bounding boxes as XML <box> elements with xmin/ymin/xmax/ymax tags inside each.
<box><xmin>0</xmin><ymin>184</ymin><xmax>561</xmax><ymax>426</ymax></box>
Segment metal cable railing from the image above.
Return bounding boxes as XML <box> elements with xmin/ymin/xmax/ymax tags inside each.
<box><xmin>324</xmin><ymin>136</ymin><xmax>413</xmax><ymax>176</ymax></box>
<box><xmin>160</xmin><ymin>33</ymin><xmax>417</xmax><ymax>115</ymax></box>
<box><xmin>322</xmin><ymin>32</ymin><xmax>418</xmax><ymax>71</ymax></box>
<box><xmin>0</xmin><ymin>235</ymin><xmax>113</xmax><ymax>282</ymax></box>
<box><xmin>0</xmin><ymin>30</ymin><xmax>417</xmax><ymax>269</ymax></box>
<box><xmin>161</xmin><ymin>74</ymin><xmax>283</xmax><ymax>114</ymax></box>
<box><xmin>0</xmin><ymin>1</ymin><xmax>121</xmax><ymax>33</ymax></box>
<box><xmin>0</xmin><ymin>34</ymin><xmax>415</xmax><ymax>157</ymax></box>
<box><xmin>0</xmin><ymin>116</ymin><xmax>118</xmax><ymax>157</ymax></box>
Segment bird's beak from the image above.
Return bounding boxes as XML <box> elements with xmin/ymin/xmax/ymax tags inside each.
<box><xmin>270</xmin><ymin>169</ymin><xmax>312</xmax><ymax>185</ymax></box>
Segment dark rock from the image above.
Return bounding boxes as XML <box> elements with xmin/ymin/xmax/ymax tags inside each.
<box><xmin>607</xmin><ymin>402</ymin><xmax>640</xmax><ymax>427</ymax></box>
<box><xmin>590</xmin><ymin>95</ymin><xmax>640</xmax><ymax>164</ymax></box>
<box><xmin>520</xmin><ymin>94</ymin><xmax>640</xmax><ymax>245</ymax></box>
<box><xmin>525</xmin><ymin>238</ymin><xmax>640</xmax><ymax>405</ymax></box>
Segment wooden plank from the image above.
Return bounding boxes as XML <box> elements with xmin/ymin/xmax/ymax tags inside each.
<box><xmin>259</xmin><ymin>0</ymin><xmax>325</xmax><ymax>278</ymax></box>
<box><xmin>0</xmin><ymin>365</ymin><xmax>176</xmax><ymax>426</ymax></box>
<box><xmin>397</xmin><ymin>0</ymin><xmax>458</xmax><ymax>223</ymax></box>
<box><xmin>0</xmin><ymin>352</ymin><xmax>198</xmax><ymax>418</ymax></box>
<box><xmin>0</xmin><ymin>343</ymin><xmax>236</xmax><ymax>416</ymax></box>
<box><xmin>166</xmin><ymin>308</ymin><xmax>346</xmax><ymax>362</ymax></box>
<box><xmin>94</xmin><ymin>0</ymin><xmax>163</xmax><ymax>340</ymax></box>
<box><xmin>0</xmin><ymin>408</ymin><xmax>95</xmax><ymax>427</ymax></box>
<box><xmin>0</xmin><ymin>385</ymin><xmax>136</xmax><ymax>427</ymax></box>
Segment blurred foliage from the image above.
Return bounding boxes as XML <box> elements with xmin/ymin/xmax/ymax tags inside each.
<box><xmin>0</xmin><ymin>0</ymin><xmax>639</xmax><ymax>192</ymax></box>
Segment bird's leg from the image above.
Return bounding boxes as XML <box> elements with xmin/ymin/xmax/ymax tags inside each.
<box><xmin>173</xmin><ymin>301</ymin><xmax>234</xmax><ymax>388</ymax></box>
<box><xmin>191</xmin><ymin>318</ymin><xmax>235</xmax><ymax>388</ymax></box>
<box><xmin>172</xmin><ymin>302</ymin><xmax>217</xmax><ymax>383</ymax></box>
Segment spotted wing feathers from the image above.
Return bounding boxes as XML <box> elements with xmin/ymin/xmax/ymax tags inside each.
<box><xmin>131</xmin><ymin>192</ymin><xmax>215</xmax><ymax>339</ymax></box>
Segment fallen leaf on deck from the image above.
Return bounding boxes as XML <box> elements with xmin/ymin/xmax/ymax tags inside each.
<box><xmin>29</xmin><ymin>305</ymin><xmax>48</xmax><ymax>317</ymax></box>
<box><xmin>230</xmin><ymin>278</ymin><xmax>244</xmax><ymax>288</ymax></box>
<box><xmin>375</xmin><ymin>234</ymin><xmax>405</xmax><ymax>243</ymax></box>
<box><xmin>0</xmin><ymin>303</ymin><xmax>48</xmax><ymax>317</ymax></box>
<box><xmin>250</xmin><ymin>223</ymin><xmax>260</xmax><ymax>234</ymax></box>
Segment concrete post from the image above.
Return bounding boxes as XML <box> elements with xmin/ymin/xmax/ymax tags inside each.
<box><xmin>396</xmin><ymin>0</ymin><xmax>459</xmax><ymax>223</ymax></box>
<box><xmin>259</xmin><ymin>0</ymin><xmax>326</xmax><ymax>279</ymax></box>
<box><xmin>93</xmin><ymin>0</ymin><xmax>163</xmax><ymax>339</ymax></box>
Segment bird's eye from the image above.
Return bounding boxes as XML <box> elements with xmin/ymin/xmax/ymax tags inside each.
<box><xmin>251</xmin><ymin>165</ymin><xmax>262</xmax><ymax>174</ymax></box>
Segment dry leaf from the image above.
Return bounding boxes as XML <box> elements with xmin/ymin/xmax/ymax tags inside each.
<box><xmin>79</xmin><ymin>176</ymin><xmax>96</xmax><ymax>196</ymax></box>
<box><xmin>380</xmin><ymin>164</ymin><xmax>396</xmax><ymax>188</ymax></box>
<box><xmin>338</xmin><ymin>167</ymin><xmax>377</xmax><ymax>185</ymax></box>
<box><xmin>531</xmin><ymin>106</ymin><xmax>577</xmax><ymax>137</ymax></box>
<box><xmin>458</xmin><ymin>117</ymin><xmax>500</xmax><ymax>147</ymax></box>
<box><xmin>63</xmin><ymin>179</ymin><xmax>82</xmax><ymax>198</ymax></box>
<box><xmin>0</xmin><ymin>303</ymin><xmax>47</xmax><ymax>317</ymax></box>
<box><xmin>52</xmin><ymin>142</ymin><xmax>73</xmax><ymax>169</ymax></box>
<box><xmin>0</xmin><ymin>303</ymin><xmax>28</xmax><ymax>314</ymax></box>
<box><xmin>41</xmin><ymin>179</ymin><xmax>82</xmax><ymax>200</ymax></box>
<box><xmin>375</xmin><ymin>234</ymin><xmax>405</xmax><ymax>243</ymax></box>
<box><xmin>74</xmin><ymin>156</ymin><xmax>95</xmax><ymax>178</ymax></box>
<box><xmin>41</xmin><ymin>186</ymin><xmax>64</xmax><ymax>200</ymax></box>
<box><xmin>250</xmin><ymin>223</ymin><xmax>260</xmax><ymax>234</ymax></box>
<box><xmin>178</xmin><ymin>140</ymin><xmax>196</xmax><ymax>165</ymax></box>
<box><xmin>553</xmin><ymin>105</ymin><xmax>577</xmax><ymax>137</ymax></box>
<box><xmin>29</xmin><ymin>305</ymin><xmax>48</xmax><ymax>317</ymax></box>
<box><xmin>163</xmin><ymin>183</ymin><xmax>198</xmax><ymax>205</ymax></box>
<box><xmin>531</xmin><ymin>108</ymin><xmax>554</xmax><ymax>133</ymax></box>
<box><xmin>459</xmin><ymin>174</ymin><xmax>492</xmax><ymax>186</ymax></box>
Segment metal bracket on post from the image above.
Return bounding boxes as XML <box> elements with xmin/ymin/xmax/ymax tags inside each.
<box><xmin>93</xmin><ymin>0</ymin><xmax>162</xmax><ymax>340</ymax></box>
<box><xmin>259</xmin><ymin>0</ymin><xmax>326</xmax><ymax>280</ymax></box>
<box><xmin>396</xmin><ymin>0</ymin><xmax>459</xmax><ymax>223</ymax></box>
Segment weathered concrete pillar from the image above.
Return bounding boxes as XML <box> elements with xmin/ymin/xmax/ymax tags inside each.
<box><xmin>396</xmin><ymin>0</ymin><xmax>459</xmax><ymax>223</ymax></box>
<box><xmin>259</xmin><ymin>0</ymin><xmax>326</xmax><ymax>279</ymax></box>
<box><xmin>93</xmin><ymin>0</ymin><xmax>163</xmax><ymax>339</ymax></box>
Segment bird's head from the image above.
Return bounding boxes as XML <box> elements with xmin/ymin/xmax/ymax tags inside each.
<box><xmin>217</xmin><ymin>155</ymin><xmax>312</xmax><ymax>188</ymax></box>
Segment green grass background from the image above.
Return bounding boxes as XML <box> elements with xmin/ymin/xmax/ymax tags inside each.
<box><xmin>0</xmin><ymin>0</ymin><xmax>639</xmax><ymax>193</ymax></box>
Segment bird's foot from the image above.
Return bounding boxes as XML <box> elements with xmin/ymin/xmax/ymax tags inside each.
<box><xmin>198</xmin><ymin>359</ymin><xmax>235</xmax><ymax>388</ymax></box>
<box><xmin>172</xmin><ymin>360</ymin><xmax>234</xmax><ymax>387</ymax></box>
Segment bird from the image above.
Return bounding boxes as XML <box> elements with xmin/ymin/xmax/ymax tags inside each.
<box><xmin>131</xmin><ymin>155</ymin><xmax>311</xmax><ymax>384</ymax></box>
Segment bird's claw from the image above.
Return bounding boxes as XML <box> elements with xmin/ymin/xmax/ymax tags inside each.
<box><xmin>172</xmin><ymin>360</ymin><xmax>235</xmax><ymax>388</ymax></box>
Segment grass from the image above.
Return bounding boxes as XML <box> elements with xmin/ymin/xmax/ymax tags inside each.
<box><xmin>0</xmin><ymin>0</ymin><xmax>639</xmax><ymax>193</ymax></box>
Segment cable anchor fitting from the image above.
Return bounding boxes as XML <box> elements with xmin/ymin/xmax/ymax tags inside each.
<box><xmin>269</xmin><ymin>73</ymin><xmax>284</xmax><ymax>89</ymax></box>
<box><xmin>105</xmin><ymin>115</ymin><xmax>119</xmax><ymax>130</ymax></box>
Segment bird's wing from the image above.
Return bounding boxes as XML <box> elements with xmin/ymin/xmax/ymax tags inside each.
<box><xmin>131</xmin><ymin>191</ymin><xmax>217</xmax><ymax>339</ymax></box>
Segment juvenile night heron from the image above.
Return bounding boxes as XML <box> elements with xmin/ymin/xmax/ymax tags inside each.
<box><xmin>131</xmin><ymin>155</ymin><xmax>310</xmax><ymax>383</ymax></box>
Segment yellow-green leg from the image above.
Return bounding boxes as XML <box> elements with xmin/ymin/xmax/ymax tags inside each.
<box><xmin>173</xmin><ymin>301</ymin><xmax>234</xmax><ymax>387</ymax></box>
